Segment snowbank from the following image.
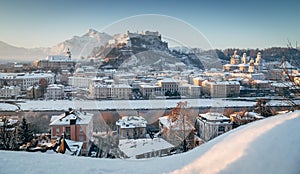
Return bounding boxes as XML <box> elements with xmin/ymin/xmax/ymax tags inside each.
<box><xmin>1</xmin><ymin>111</ymin><xmax>300</xmax><ymax>174</ymax></box>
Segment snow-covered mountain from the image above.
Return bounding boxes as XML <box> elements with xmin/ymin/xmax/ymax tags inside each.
<box><xmin>0</xmin><ymin>41</ymin><xmax>49</xmax><ymax>60</ymax></box>
<box><xmin>0</xmin><ymin>29</ymin><xmax>112</xmax><ymax>60</ymax></box>
<box><xmin>50</xmin><ymin>29</ymin><xmax>112</xmax><ymax>58</ymax></box>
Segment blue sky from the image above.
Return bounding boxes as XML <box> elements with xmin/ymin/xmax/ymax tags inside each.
<box><xmin>0</xmin><ymin>0</ymin><xmax>299</xmax><ymax>49</ymax></box>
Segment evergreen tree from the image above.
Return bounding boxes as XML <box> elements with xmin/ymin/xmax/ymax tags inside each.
<box><xmin>17</xmin><ymin>118</ymin><xmax>34</xmax><ymax>146</ymax></box>
<box><xmin>0</xmin><ymin>118</ymin><xmax>18</xmax><ymax>150</ymax></box>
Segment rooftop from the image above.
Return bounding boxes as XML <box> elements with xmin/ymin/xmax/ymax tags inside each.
<box><xmin>49</xmin><ymin>109</ymin><xmax>93</xmax><ymax>126</ymax></box>
<box><xmin>116</xmin><ymin>116</ymin><xmax>147</xmax><ymax>129</ymax></box>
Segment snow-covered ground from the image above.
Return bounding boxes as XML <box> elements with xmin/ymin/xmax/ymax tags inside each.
<box><xmin>1</xmin><ymin>111</ymin><xmax>300</xmax><ymax>174</ymax></box>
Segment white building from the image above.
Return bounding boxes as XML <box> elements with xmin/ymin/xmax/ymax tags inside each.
<box><xmin>89</xmin><ymin>83</ymin><xmax>132</xmax><ymax>99</ymax></box>
<box><xmin>178</xmin><ymin>84</ymin><xmax>201</xmax><ymax>98</ymax></box>
<box><xmin>68</xmin><ymin>76</ymin><xmax>93</xmax><ymax>89</ymax></box>
<box><xmin>45</xmin><ymin>84</ymin><xmax>64</xmax><ymax>100</ymax></box>
<box><xmin>158</xmin><ymin>78</ymin><xmax>179</xmax><ymax>94</ymax></box>
<box><xmin>202</xmin><ymin>80</ymin><xmax>240</xmax><ymax>98</ymax></box>
<box><xmin>0</xmin><ymin>73</ymin><xmax>55</xmax><ymax>91</ymax></box>
<box><xmin>116</xmin><ymin>116</ymin><xmax>147</xmax><ymax>139</ymax></box>
<box><xmin>0</xmin><ymin>86</ymin><xmax>21</xmax><ymax>99</ymax></box>
<box><xmin>195</xmin><ymin>112</ymin><xmax>232</xmax><ymax>141</ymax></box>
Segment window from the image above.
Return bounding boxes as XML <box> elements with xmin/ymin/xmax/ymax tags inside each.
<box><xmin>218</xmin><ymin>126</ymin><xmax>225</xmax><ymax>132</ymax></box>
<box><xmin>56</xmin><ymin>127</ymin><xmax>60</xmax><ymax>135</ymax></box>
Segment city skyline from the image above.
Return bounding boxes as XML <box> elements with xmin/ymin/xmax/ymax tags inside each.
<box><xmin>0</xmin><ymin>0</ymin><xmax>300</xmax><ymax>49</ymax></box>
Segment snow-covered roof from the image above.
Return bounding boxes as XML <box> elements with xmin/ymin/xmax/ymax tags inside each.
<box><xmin>159</xmin><ymin>78</ymin><xmax>177</xmax><ymax>83</ymax></box>
<box><xmin>116</xmin><ymin>116</ymin><xmax>147</xmax><ymax>128</ymax></box>
<box><xmin>199</xmin><ymin>112</ymin><xmax>231</xmax><ymax>122</ymax></box>
<box><xmin>49</xmin><ymin>110</ymin><xmax>93</xmax><ymax>126</ymax></box>
<box><xmin>118</xmin><ymin>138</ymin><xmax>174</xmax><ymax>158</ymax></box>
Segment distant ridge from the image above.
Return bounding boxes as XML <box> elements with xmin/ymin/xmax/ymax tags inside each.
<box><xmin>0</xmin><ymin>29</ymin><xmax>112</xmax><ymax>60</ymax></box>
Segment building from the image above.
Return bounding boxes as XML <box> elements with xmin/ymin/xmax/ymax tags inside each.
<box><xmin>223</xmin><ymin>51</ymin><xmax>263</xmax><ymax>73</ymax></box>
<box><xmin>195</xmin><ymin>112</ymin><xmax>232</xmax><ymax>142</ymax></box>
<box><xmin>90</xmin><ymin>83</ymin><xmax>132</xmax><ymax>99</ymax></box>
<box><xmin>178</xmin><ymin>84</ymin><xmax>201</xmax><ymax>98</ymax></box>
<box><xmin>45</xmin><ymin>84</ymin><xmax>64</xmax><ymax>100</ymax></box>
<box><xmin>68</xmin><ymin>76</ymin><xmax>93</xmax><ymax>89</ymax></box>
<box><xmin>158</xmin><ymin>78</ymin><xmax>179</xmax><ymax>94</ymax></box>
<box><xmin>202</xmin><ymin>80</ymin><xmax>240</xmax><ymax>98</ymax></box>
<box><xmin>34</xmin><ymin>48</ymin><xmax>76</xmax><ymax>70</ymax></box>
<box><xmin>26</xmin><ymin>85</ymin><xmax>42</xmax><ymax>99</ymax></box>
<box><xmin>115</xmin><ymin>116</ymin><xmax>147</xmax><ymax>139</ymax></box>
<box><xmin>0</xmin><ymin>73</ymin><xmax>55</xmax><ymax>91</ymax></box>
<box><xmin>0</xmin><ymin>86</ymin><xmax>21</xmax><ymax>99</ymax></box>
<box><xmin>49</xmin><ymin>109</ymin><xmax>93</xmax><ymax>155</ymax></box>
<box><xmin>139</xmin><ymin>84</ymin><xmax>160</xmax><ymax>98</ymax></box>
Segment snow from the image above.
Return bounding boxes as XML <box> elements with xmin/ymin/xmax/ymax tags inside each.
<box><xmin>118</xmin><ymin>138</ymin><xmax>174</xmax><ymax>158</ymax></box>
<box><xmin>1</xmin><ymin>110</ymin><xmax>300</xmax><ymax>173</ymax></box>
<box><xmin>49</xmin><ymin>110</ymin><xmax>93</xmax><ymax>126</ymax></box>
<box><xmin>0</xmin><ymin>103</ymin><xmax>19</xmax><ymax>111</ymax></box>
<box><xmin>10</xmin><ymin>98</ymin><xmax>256</xmax><ymax>111</ymax></box>
<box><xmin>116</xmin><ymin>116</ymin><xmax>147</xmax><ymax>129</ymax></box>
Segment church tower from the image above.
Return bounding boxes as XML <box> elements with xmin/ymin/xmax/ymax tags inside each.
<box><xmin>66</xmin><ymin>48</ymin><xmax>72</xmax><ymax>60</ymax></box>
<box><xmin>242</xmin><ymin>53</ymin><xmax>247</xmax><ymax>64</ymax></box>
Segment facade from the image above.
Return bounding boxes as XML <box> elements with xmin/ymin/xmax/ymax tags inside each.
<box><xmin>68</xmin><ymin>76</ymin><xmax>93</xmax><ymax>89</ymax></box>
<box><xmin>90</xmin><ymin>83</ymin><xmax>132</xmax><ymax>99</ymax></box>
<box><xmin>223</xmin><ymin>51</ymin><xmax>262</xmax><ymax>73</ymax></box>
<box><xmin>0</xmin><ymin>73</ymin><xmax>54</xmax><ymax>91</ymax></box>
<box><xmin>202</xmin><ymin>80</ymin><xmax>240</xmax><ymax>98</ymax></box>
<box><xmin>34</xmin><ymin>49</ymin><xmax>76</xmax><ymax>70</ymax></box>
<box><xmin>179</xmin><ymin>84</ymin><xmax>201</xmax><ymax>98</ymax></box>
<box><xmin>139</xmin><ymin>84</ymin><xmax>160</xmax><ymax>98</ymax></box>
<box><xmin>158</xmin><ymin>78</ymin><xmax>179</xmax><ymax>94</ymax></box>
<box><xmin>195</xmin><ymin>113</ymin><xmax>232</xmax><ymax>142</ymax></box>
<box><xmin>49</xmin><ymin>109</ymin><xmax>93</xmax><ymax>155</ymax></box>
<box><xmin>0</xmin><ymin>86</ymin><xmax>21</xmax><ymax>99</ymax></box>
<box><xmin>45</xmin><ymin>84</ymin><xmax>64</xmax><ymax>100</ymax></box>
<box><xmin>116</xmin><ymin>116</ymin><xmax>147</xmax><ymax>139</ymax></box>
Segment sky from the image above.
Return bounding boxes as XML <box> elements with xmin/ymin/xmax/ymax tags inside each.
<box><xmin>0</xmin><ymin>0</ymin><xmax>299</xmax><ymax>49</ymax></box>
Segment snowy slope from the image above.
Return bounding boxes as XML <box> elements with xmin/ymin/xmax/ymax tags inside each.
<box><xmin>1</xmin><ymin>111</ymin><xmax>300</xmax><ymax>174</ymax></box>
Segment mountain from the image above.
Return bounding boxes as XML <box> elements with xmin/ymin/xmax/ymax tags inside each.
<box><xmin>0</xmin><ymin>41</ymin><xmax>49</xmax><ymax>60</ymax></box>
<box><xmin>50</xmin><ymin>29</ymin><xmax>112</xmax><ymax>58</ymax></box>
<box><xmin>0</xmin><ymin>29</ymin><xmax>112</xmax><ymax>61</ymax></box>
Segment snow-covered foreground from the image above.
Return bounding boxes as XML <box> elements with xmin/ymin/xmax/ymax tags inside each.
<box><xmin>1</xmin><ymin>111</ymin><xmax>300</xmax><ymax>174</ymax></box>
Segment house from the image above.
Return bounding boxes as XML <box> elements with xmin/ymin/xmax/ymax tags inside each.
<box><xmin>195</xmin><ymin>112</ymin><xmax>232</xmax><ymax>142</ymax></box>
<box><xmin>49</xmin><ymin>108</ymin><xmax>93</xmax><ymax>155</ymax></box>
<box><xmin>115</xmin><ymin>116</ymin><xmax>147</xmax><ymax>139</ymax></box>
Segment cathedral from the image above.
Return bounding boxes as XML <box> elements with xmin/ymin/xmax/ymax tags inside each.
<box><xmin>223</xmin><ymin>51</ymin><xmax>262</xmax><ymax>73</ymax></box>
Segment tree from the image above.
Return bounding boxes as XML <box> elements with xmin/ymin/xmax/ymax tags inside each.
<box><xmin>0</xmin><ymin>117</ymin><xmax>18</xmax><ymax>150</ymax></box>
<box><xmin>17</xmin><ymin>118</ymin><xmax>34</xmax><ymax>146</ymax></box>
